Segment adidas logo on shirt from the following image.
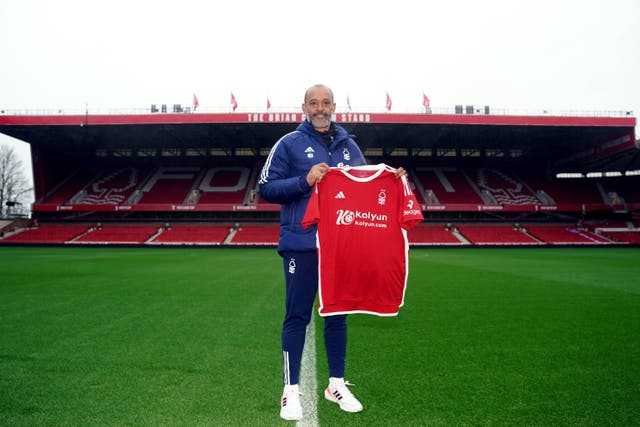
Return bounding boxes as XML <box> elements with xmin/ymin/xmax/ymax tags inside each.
<box><xmin>335</xmin><ymin>191</ymin><xmax>346</xmax><ymax>199</ymax></box>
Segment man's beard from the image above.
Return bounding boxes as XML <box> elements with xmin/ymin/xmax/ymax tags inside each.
<box><xmin>310</xmin><ymin>113</ymin><xmax>331</xmax><ymax>129</ymax></box>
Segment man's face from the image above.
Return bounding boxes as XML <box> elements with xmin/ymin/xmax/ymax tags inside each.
<box><xmin>302</xmin><ymin>87</ymin><xmax>335</xmax><ymax>131</ymax></box>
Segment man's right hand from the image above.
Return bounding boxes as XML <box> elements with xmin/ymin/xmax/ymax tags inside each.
<box><xmin>306</xmin><ymin>163</ymin><xmax>330</xmax><ymax>186</ymax></box>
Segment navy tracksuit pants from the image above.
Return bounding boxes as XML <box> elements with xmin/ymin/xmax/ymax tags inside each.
<box><xmin>280</xmin><ymin>250</ymin><xmax>347</xmax><ymax>385</ymax></box>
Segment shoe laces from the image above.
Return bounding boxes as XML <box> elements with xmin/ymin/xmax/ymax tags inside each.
<box><xmin>284</xmin><ymin>388</ymin><xmax>303</xmax><ymax>398</ymax></box>
<box><xmin>332</xmin><ymin>379</ymin><xmax>356</xmax><ymax>388</ymax></box>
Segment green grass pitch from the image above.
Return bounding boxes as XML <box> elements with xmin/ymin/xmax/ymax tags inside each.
<box><xmin>0</xmin><ymin>246</ymin><xmax>638</xmax><ymax>426</ymax></box>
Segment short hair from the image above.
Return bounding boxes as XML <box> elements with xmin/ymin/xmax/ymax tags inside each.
<box><xmin>304</xmin><ymin>84</ymin><xmax>334</xmax><ymax>104</ymax></box>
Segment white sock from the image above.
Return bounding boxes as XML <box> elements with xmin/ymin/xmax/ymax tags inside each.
<box><xmin>329</xmin><ymin>377</ymin><xmax>345</xmax><ymax>388</ymax></box>
<box><xmin>284</xmin><ymin>384</ymin><xmax>299</xmax><ymax>393</ymax></box>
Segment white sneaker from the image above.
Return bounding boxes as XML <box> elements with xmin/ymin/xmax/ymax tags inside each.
<box><xmin>280</xmin><ymin>384</ymin><xmax>303</xmax><ymax>421</ymax></box>
<box><xmin>324</xmin><ymin>377</ymin><xmax>363</xmax><ymax>413</ymax></box>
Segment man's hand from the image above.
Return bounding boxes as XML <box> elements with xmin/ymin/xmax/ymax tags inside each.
<box><xmin>306</xmin><ymin>162</ymin><xmax>330</xmax><ymax>186</ymax></box>
<box><xmin>395</xmin><ymin>167</ymin><xmax>407</xmax><ymax>178</ymax></box>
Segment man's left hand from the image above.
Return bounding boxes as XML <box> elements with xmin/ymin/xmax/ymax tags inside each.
<box><xmin>395</xmin><ymin>167</ymin><xmax>407</xmax><ymax>178</ymax></box>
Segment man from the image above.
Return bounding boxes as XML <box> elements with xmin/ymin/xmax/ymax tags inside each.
<box><xmin>259</xmin><ymin>84</ymin><xmax>404</xmax><ymax>421</ymax></box>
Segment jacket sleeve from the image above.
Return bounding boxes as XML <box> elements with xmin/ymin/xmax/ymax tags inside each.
<box><xmin>259</xmin><ymin>139</ymin><xmax>312</xmax><ymax>204</ymax></box>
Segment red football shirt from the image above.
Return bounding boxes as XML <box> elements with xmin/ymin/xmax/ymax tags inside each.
<box><xmin>302</xmin><ymin>164</ymin><xmax>424</xmax><ymax>316</ymax></box>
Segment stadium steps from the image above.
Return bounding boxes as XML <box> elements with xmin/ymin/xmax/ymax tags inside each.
<box><xmin>145</xmin><ymin>227</ymin><xmax>165</xmax><ymax>243</ymax></box>
<box><xmin>224</xmin><ymin>228</ymin><xmax>238</xmax><ymax>244</ymax></box>
<box><xmin>408</xmin><ymin>224</ymin><xmax>464</xmax><ymax>246</ymax></box>
<box><xmin>229</xmin><ymin>224</ymin><xmax>280</xmax><ymax>245</ymax></box>
<box><xmin>522</xmin><ymin>229</ymin><xmax>545</xmax><ymax>244</ymax></box>
<box><xmin>1</xmin><ymin>224</ymin><xmax>91</xmax><ymax>244</ymax></box>
<box><xmin>456</xmin><ymin>225</ymin><xmax>541</xmax><ymax>245</ymax></box>
<box><xmin>451</xmin><ymin>228</ymin><xmax>471</xmax><ymax>244</ymax></box>
<box><xmin>68</xmin><ymin>226</ymin><xmax>96</xmax><ymax>243</ymax></box>
<box><xmin>146</xmin><ymin>224</ymin><xmax>232</xmax><ymax>245</ymax></box>
<box><xmin>526</xmin><ymin>225</ymin><xmax>609</xmax><ymax>245</ymax></box>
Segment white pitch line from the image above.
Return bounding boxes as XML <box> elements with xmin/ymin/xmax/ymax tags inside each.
<box><xmin>297</xmin><ymin>314</ymin><xmax>319</xmax><ymax>427</ymax></box>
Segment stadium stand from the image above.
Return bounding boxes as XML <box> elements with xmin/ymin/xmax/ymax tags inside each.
<box><xmin>229</xmin><ymin>224</ymin><xmax>280</xmax><ymax>245</ymax></box>
<box><xmin>414</xmin><ymin>168</ymin><xmax>484</xmax><ymax>205</ymax></box>
<box><xmin>73</xmin><ymin>224</ymin><xmax>160</xmax><ymax>244</ymax></box>
<box><xmin>0</xmin><ymin>224</ymin><xmax>90</xmax><ymax>244</ymax></box>
<box><xmin>1</xmin><ymin>109</ymin><xmax>637</xmax><ymax>247</ymax></box>
<box><xmin>149</xmin><ymin>224</ymin><xmax>231</xmax><ymax>245</ymax></box>
<box><xmin>74</xmin><ymin>167</ymin><xmax>147</xmax><ymax>205</ymax></box>
<box><xmin>137</xmin><ymin>167</ymin><xmax>200</xmax><ymax>204</ymax></box>
<box><xmin>407</xmin><ymin>224</ymin><xmax>465</xmax><ymax>245</ymax></box>
<box><xmin>455</xmin><ymin>224</ymin><xmax>542</xmax><ymax>245</ymax></box>
<box><xmin>471</xmin><ymin>168</ymin><xmax>541</xmax><ymax>206</ymax></box>
<box><xmin>6</xmin><ymin>158</ymin><xmax>640</xmax><ymax>246</ymax></box>
<box><xmin>40</xmin><ymin>171</ymin><xmax>94</xmax><ymax>205</ymax></box>
<box><xmin>600</xmin><ymin>230</ymin><xmax>640</xmax><ymax>244</ymax></box>
<box><xmin>33</xmin><ymin>163</ymin><xmax>640</xmax><ymax>215</ymax></box>
<box><xmin>591</xmin><ymin>220</ymin><xmax>640</xmax><ymax>244</ymax></box>
<box><xmin>527</xmin><ymin>177</ymin><xmax>604</xmax><ymax>206</ymax></box>
<box><xmin>4</xmin><ymin>220</ymin><xmax>638</xmax><ymax>246</ymax></box>
<box><xmin>525</xmin><ymin>225</ymin><xmax>612</xmax><ymax>245</ymax></box>
<box><xmin>35</xmin><ymin>163</ymin><xmax>264</xmax><ymax>209</ymax></box>
<box><xmin>598</xmin><ymin>176</ymin><xmax>640</xmax><ymax>209</ymax></box>
<box><xmin>196</xmin><ymin>167</ymin><xmax>253</xmax><ymax>205</ymax></box>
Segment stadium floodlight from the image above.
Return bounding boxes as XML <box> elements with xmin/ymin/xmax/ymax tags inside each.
<box><xmin>586</xmin><ymin>172</ymin><xmax>603</xmax><ymax>178</ymax></box>
<box><xmin>625</xmin><ymin>170</ymin><xmax>640</xmax><ymax>176</ymax></box>
<box><xmin>604</xmin><ymin>171</ymin><xmax>623</xmax><ymax>177</ymax></box>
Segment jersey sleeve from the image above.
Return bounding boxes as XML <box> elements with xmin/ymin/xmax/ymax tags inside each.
<box><xmin>301</xmin><ymin>183</ymin><xmax>320</xmax><ymax>229</ymax></box>
<box><xmin>398</xmin><ymin>175</ymin><xmax>424</xmax><ymax>230</ymax></box>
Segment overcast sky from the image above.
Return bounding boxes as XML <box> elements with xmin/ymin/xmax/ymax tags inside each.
<box><xmin>1</xmin><ymin>0</ymin><xmax>639</xmax><ymax>179</ymax></box>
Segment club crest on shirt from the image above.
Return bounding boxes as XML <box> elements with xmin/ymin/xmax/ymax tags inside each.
<box><xmin>378</xmin><ymin>189</ymin><xmax>387</xmax><ymax>206</ymax></box>
<box><xmin>343</xmin><ymin>148</ymin><xmax>350</xmax><ymax>161</ymax></box>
